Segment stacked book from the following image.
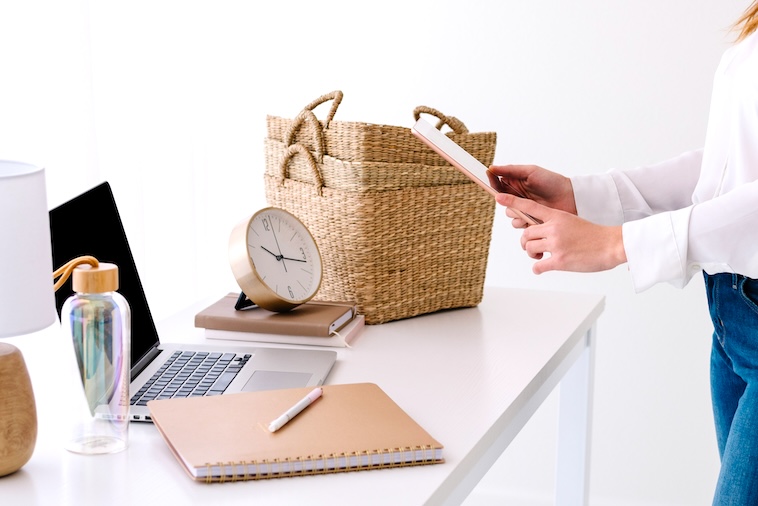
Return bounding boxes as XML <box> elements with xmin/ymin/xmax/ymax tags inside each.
<box><xmin>194</xmin><ymin>293</ymin><xmax>364</xmax><ymax>348</ymax></box>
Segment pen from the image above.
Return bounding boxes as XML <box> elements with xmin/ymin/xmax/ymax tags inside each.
<box><xmin>268</xmin><ymin>387</ymin><xmax>323</xmax><ymax>432</ymax></box>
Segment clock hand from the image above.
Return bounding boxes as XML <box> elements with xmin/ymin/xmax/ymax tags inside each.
<box><xmin>267</xmin><ymin>218</ymin><xmax>288</xmax><ymax>273</ymax></box>
<box><xmin>280</xmin><ymin>256</ymin><xmax>306</xmax><ymax>263</ymax></box>
<box><xmin>260</xmin><ymin>246</ymin><xmax>305</xmax><ymax>264</ymax></box>
<box><xmin>260</xmin><ymin>246</ymin><xmax>282</xmax><ymax>260</ymax></box>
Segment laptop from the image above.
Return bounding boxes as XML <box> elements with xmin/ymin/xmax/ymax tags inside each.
<box><xmin>50</xmin><ymin>182</ymin><xmax>337</xmax><ymax>422</ymax></box>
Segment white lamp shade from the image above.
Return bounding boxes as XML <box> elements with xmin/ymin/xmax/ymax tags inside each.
<box><xmin>0</xmin><ymin>160</ymin><xmax>57</xmax><ymax>338</ymax></box>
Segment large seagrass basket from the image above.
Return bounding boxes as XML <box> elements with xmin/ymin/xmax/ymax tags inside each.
<box><xmin>264</xmin><ymin>91</ymin><xmax>496</xmax><ymax>324</ymax></box>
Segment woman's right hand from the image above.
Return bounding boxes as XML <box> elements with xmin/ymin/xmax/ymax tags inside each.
<box><xmin>487</xmin><ymin>164</ymin><xmax>578</xmax><ymax>218</ymax></box>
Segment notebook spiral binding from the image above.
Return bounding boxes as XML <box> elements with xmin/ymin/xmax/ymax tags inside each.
<box><xmin>203</xmin><ymin>445</ymin><xmax>441</xmax><ymax>483</ymax></box>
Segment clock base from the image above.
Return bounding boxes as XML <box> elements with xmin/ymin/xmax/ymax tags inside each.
<box><xmin>234</xmin><ymin>292</ymin><xmax>258</xmax><ymax>311</ymax></box>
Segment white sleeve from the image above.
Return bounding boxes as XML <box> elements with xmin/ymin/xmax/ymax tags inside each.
<box><xmin>623</xmin><ymin>181</ymin><xmax>758</xmax><ymax>291</ymax></box>
<box><xmin>621</xmin><ymin>208</ymin><xmax>693</xmax><ymax>291</ymax></box>
<box><xmin>570</xmin><ymin>150</ymin><xmax>705</xmax><ymax>292</ymax></box>
<box><xmin>570</xmin><ymin>149</ymin><xmax>703</xmax><ymax>226</ymax></box>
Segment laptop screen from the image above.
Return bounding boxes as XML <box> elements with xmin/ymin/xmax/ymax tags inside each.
<box><xmin>49</xmin><ymin>182</ymin><xmax>159</xmax><ymax>374</ymax></box>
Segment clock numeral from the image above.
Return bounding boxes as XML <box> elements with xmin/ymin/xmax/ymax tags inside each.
<box><xmin>262</xmin><ymin>218</ymin><xmax>271</xmax><ymax>232</ymax></box>
<box><xmin>288</xmin><ymin>286</ymin><xmax>295</xmax><ymax>298</ymax></box>
<box><xmin>299</xmin><ymin>247</ymin><xmax>306</xmax><ymax>261</ymax></box>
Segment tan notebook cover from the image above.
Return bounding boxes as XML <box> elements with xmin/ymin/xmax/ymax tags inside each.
<box><xmin>147</xmin><ymin>383</ymin><xmax>444</xmax><ymax>482</ymax></box>
<box><xmin>194</xmin><ymin>293</ymin><xmax>356</xmax><ymax>337</ymax></box>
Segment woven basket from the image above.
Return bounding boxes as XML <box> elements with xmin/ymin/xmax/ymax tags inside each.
<box><xmin>264</xmin><ymin>91</ymin><xmax>496</xmax><ymax>324</ymax></box>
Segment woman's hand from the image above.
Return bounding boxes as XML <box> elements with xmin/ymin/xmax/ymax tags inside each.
<box><xmin>496</xmin><ymin>193</ymin><xmax>627</xmax><ymax>274</ymax></box>
<box><xmin>488</xmin><ymin>164</ymin><xmax>578</xmax><ymax>219</ymax></box>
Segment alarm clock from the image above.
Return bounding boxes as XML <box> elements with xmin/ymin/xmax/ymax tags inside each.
<box><xmin>229</xmin><ymin>207</ymin><xmax>323</xmax><ymax>312</ymax></box>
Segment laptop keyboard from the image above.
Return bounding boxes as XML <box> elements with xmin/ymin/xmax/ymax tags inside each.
<box><xmin>130</xmin><ymin>350</ymin><xmax>251</xmax><ymax>406</ymax></box>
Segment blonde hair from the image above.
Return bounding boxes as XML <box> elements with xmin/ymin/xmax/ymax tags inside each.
<box><xmin>734</xmin><ymin>1</ymin><xmax>758</xmax><ymax>41</ymax></box>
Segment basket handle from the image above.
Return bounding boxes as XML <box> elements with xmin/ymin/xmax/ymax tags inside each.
<box><xmin>413</xmin><ymin>106</ymin><xmax>469</xmax><ymax>134</ymax></box>
<box><xmin>279</xmin><ymin>143</ymin><xmax>325</xmax><ymax>196</ymax></box>
<box><xmin>283</xmin><ymin>91</ymin><xmax>344</xmax><ymax>158</ymax></box>
<box><xmin>301</xmin><ymin>90</ymin><xmax>343</xmax><ymax>129</ymax></box>
<box><xmin>285</xmin><ymin>110</ymin><xmax>327</xmax><ymax>161</ymax></box>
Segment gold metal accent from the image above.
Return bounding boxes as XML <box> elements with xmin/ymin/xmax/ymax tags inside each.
<box><xmin>228</xmin><ymin>207</ymin><xmax>322</xmax><ymax>313</ymax></box>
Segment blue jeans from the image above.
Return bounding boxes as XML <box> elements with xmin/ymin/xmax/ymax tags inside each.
<box><xmin>705</xmin><ymin>272</ymin><xmax>758</xmax><ymax>505</ymax></box>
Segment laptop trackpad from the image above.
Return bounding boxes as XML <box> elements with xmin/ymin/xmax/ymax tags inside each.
<box><xmin>242</xmin><ymin>370</ymin><xmax>313</xmax><ymax>392</ymax></box>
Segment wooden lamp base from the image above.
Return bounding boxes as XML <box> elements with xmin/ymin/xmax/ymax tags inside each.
<box><xmin>0</xmin><ymin>342</ymin><xmax>37</xmax><ymax>477</ymax></box>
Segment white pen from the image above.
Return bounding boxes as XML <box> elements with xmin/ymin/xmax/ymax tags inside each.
<box><xmin>268</xmin><ymin>387</ymin><xmax>323</xmax><ymax>433</ymax></box>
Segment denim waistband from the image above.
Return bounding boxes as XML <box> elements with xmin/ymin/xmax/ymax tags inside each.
<box><xmin>703</xmin><ymin>272</ymin><xmax>756</xmax><ymax>285</ymax></box>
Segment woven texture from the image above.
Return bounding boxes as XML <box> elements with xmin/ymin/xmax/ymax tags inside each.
<box><xmin>264</xmin><ymin>91</ymin><xmax>496</xmax><ymax>324</ymax></box>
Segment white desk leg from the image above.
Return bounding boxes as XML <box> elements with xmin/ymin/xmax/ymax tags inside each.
<box><xmin>555</xmin><ymin>326</ymin><xmax>596</xmax><ymax>506</ymax></box>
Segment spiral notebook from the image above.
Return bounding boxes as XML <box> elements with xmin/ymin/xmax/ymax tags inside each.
<box><xmin>147</xmin><ymin>383</ymin><xmax>444</xmax><ymax>482</ymax></box>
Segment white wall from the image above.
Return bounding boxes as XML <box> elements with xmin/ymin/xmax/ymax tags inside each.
<box><xmin>1</xmin><ymin>1</ymin><xmax>751</xmax><ymax>504</ymax></box>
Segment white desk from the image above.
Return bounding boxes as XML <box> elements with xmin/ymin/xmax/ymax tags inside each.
<box><xmin>3</xmin><ymin>286</ymin><xmax>603</xmax><ymax>505</ymax></box>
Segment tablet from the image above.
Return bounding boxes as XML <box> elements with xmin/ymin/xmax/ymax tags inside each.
<box><xmin>411</xmin><ymin>118</ymin><xmax>541</xmax><ymax>225</ymax></box>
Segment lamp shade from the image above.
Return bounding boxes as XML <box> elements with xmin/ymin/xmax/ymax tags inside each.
<box><xmin>0</xmin><ymin>160</ymin><xmax>56</xmax><ymax>338</ymax></box>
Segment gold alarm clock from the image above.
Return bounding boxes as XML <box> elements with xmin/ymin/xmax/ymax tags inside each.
<box><xmin>229</xmin><ymin>207</ymin><xmax>323</xmax><ymax>312</ymax></box>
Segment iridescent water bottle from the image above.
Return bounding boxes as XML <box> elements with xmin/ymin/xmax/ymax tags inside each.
<box><xmin>61</xmin><ymin>261</ymin><xmax>130</xmax><ymax>454</ymax></box>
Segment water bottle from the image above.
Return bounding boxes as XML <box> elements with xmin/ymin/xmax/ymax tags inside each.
<box><xmin>61</xmin><ymin>262</ymin><xmax>130</xmax><ymax>454</ymax></box>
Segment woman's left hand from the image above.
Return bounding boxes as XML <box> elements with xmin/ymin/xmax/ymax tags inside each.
<box><xmin>496</xmin><ymin>193</ymin><xmax>627</xmax><ymax>274</ymax></box>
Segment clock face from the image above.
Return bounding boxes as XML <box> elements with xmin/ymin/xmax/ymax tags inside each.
<box><xmin>229</xmin><ymin>207</ymin><xmax>322</xmax><ymax>311</ymax></box>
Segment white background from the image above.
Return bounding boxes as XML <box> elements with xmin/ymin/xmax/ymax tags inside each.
<box><xmin>1</xmin><ymin>1</ymin><xmax>751</xmax><ymax>504</ymax></box>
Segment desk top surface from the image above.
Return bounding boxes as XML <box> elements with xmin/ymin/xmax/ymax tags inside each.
<box><xmin>3</xmin><ymin>286</ymin><xmax>604</xmax><ymax>506</ymax></box>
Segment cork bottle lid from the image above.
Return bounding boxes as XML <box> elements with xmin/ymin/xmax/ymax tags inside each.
<box><xmin>72</xmin><ymin>263</ymin><xmax>119</xmax><ymax>293</ymax></box>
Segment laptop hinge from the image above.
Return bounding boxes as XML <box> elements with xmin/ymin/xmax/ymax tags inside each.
<box><xmin>132</xmin><ymin>345</ymin><xmax>162</xmax><ymax>380</ymax></box>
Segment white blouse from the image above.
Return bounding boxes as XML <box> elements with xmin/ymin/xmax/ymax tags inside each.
<box><xmin>570</xmin><ymin>31</ymin><xmax>758</xmax><ymax>292</ymax></box>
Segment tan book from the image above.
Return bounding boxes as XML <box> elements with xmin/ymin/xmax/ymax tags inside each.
<box><xmin>205</xmin><ymin>314</ymin><xmax>365</xmax><ymax>348</ymax></box>
<box><xmin>194</xmin><ymin>293</ymin><xmax>356</xmax><ymax>338</ymax></box>
<box><xmin>147</xmin><ymin>383</ymin><xmax>444</xmax><ymax>482</ymax></box>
